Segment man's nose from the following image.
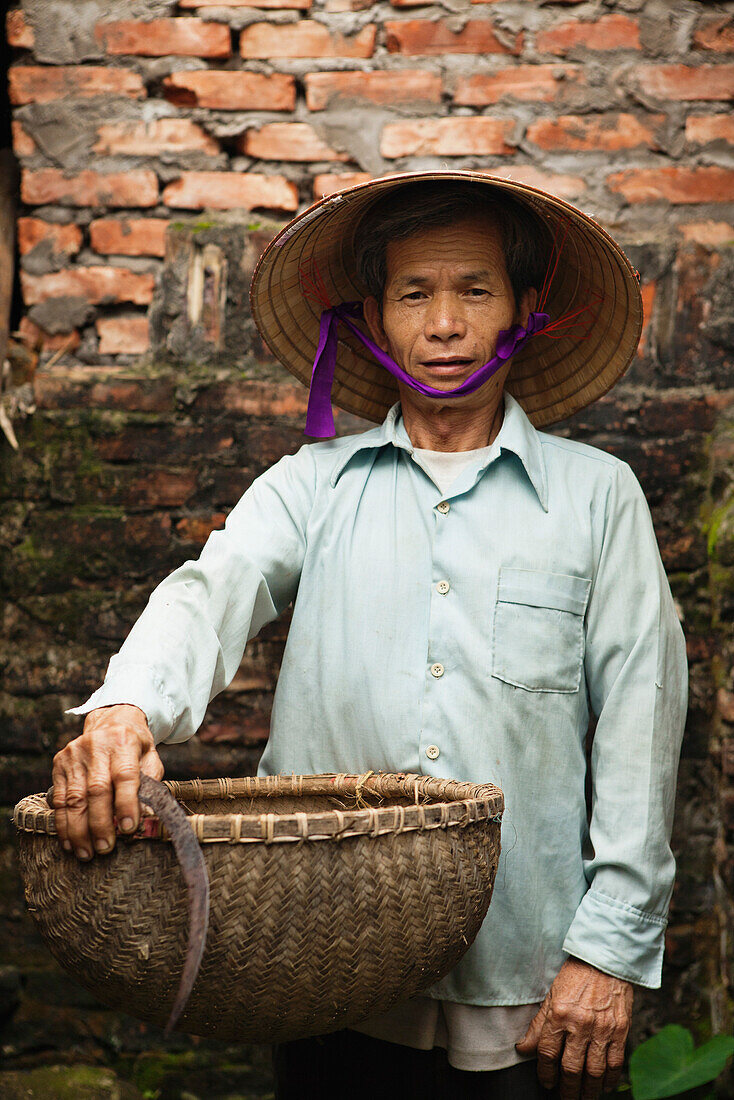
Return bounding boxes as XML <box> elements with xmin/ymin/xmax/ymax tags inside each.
<box><xmin>425</xmin><ymin>295</ymin><xmax>466</xmax><ymax>340</ymax></box>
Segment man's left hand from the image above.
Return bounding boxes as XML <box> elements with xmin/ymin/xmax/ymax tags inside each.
<box><xmin>515</xmin><ymin>956</ymin><xmax>633</xmax><ymax>1099</ymax></box>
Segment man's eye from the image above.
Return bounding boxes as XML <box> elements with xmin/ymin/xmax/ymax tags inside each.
<box><xmin>466</xmin><ymin>288</ymin><xmax>489</xmax><ymax>297</ymax></box>
<box><xmin>402</xmin><ymin>292</ymin><xmax>427</xmax><ymax>301</ymax></box>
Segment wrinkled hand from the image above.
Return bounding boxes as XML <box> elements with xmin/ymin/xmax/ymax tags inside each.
<box><xmin>515</xmin><ymin>956</ymin><xmax>633</xmax><ymax>1099</ymax></box>
<box><xmin>52</xmin><ymin>704</ymin><xmax>164</xmax><ymax>860</ymax></box>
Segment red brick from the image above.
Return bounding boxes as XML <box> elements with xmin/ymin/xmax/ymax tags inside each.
<box><xmin>685</xmin><ymin>114</ymin><xmax>734</xmax><ymax>145</ymax></box>
<box><xmin>34</xmin><ymin>367</ymin><xmax>175</xmax><ymax>413</ymax></box>
<box><xmin>305</xmin><ymin>70</ymin><xmax>442</xmax><ymax>110</ymax></box>
<box><xmin>209</xmin><ymin>469</ymin><xmax>254</xmax><ymax>505</ymax></box>
<box><xmin>608</xmin><ymin>166</ymin><xmax>734</xmax><ymax>204</ymax></box>
<box><xmin>180</xmin><ymin>0</ymin><xmax>310</xmax><ymax>6</ymax></box>
<box><xmin>21</xmin><ymin>168</ymin><xmax>158</xmax><ymax>208</ymax></box>
<box><xmin>95</xmin><ymin>18</ymin><xmax>231</xmax><ymax>58</ymax></box>
<box><xmin>96</xmin><ymin>315</ymin><xmax>150</xmax><ymax>355</ymax></box>
<box><xmin>21</xmin><ymin>267</ymin><xmax>155</xmax><ymax>306</ymax></box>
<box><xmin>162</xmin><ymin>172</ymin><xmax>298</xmax><ymax>212</ymax></box>
<box><xmin>636</xmin><ymin>64</ymin><xmax>734</xmax><ymax>101</ymax></box>
<box><xmin>381</xmin><ymin>117</ymin><xmax>516</xmax><ymax>158</ymax></box>
<box><xmin>637</xmin><ymin>280</ymin><xmax>655</xmax><ymax>358</ymax></box>
<box><xmin>536</xmin><ymin>14</ymin><xmax>640</xmax><ymax>55</ymax></box>
<box><xmin>9</xmin><ymin>65</ymin><xmax>145</xmax><ymax>105</ymax></box>
<box><xmin>163</xmin><ymin>70</ymin><xmax>295</xmax><ymax>111</ymax></box>
<box><xmin>11</xmin><ymin>120</ymin><xmax>35</xmax><ymax>156</ymax></box>
<box><xmin>242</xmin><ymin>123</ymin><xmax>348</xmax><ymax>162</ymax></box>
<box><xmin>90</xmin><ymin>218</ymin><xmax>169</xmax><ymax>258</ymax></box>
<box><xmin>6</xmin><ymin>9</ymin><xmax>34</xmax><ymax>48</ymax></box>
<box><xmin>240</xmin><ymin>21</ymin><xmax>375</xmax><ymax>58</ymax></box>
<box><xmin>385</xmin><ymin>19</ymin><xmax>520</xmax><ymax>55</ymax></box>
<box><xmin>120</xmin><ymin>468</ymin><xmax>198</xmax><ymax>509</ymax></box>
<box><xmin>694</xmin><ymin>17</ymin><xmax>734</xmax><ymax>54</ymax></box>
<box><xmin>93</xmin><ymin>119</ymin><xmax>219</xmax><ymax>156</ymax></box>
<box><xmin>455</xmin><ymin>65</ymin><xmax>582</xmax><ymax>105</ymax></box>
<box><xmin>723</xmin><ymin>744</ymin><xmax>734</xmax><ymax>786</ymax></box>
<box><xmin>719</xmin><ymin>689</ymin><xmax>734</xmax><ymax>725</ymax></box>
<box><xmin>527</xmin><ymin>113</ymin><xmax>662</xmax><ymax>152</ymax></box>
<box><xmin>247</xmin><ymin>422</ymin><xmax>310</xmax><ymax>464</ymax></box>
<box><xmin>17</xmin><ymin>218</ymin><xmax>83</xmax><ymax>257</ymax></box>
<box><xmin>175</xmin><ymin>514</ymin><xmax>227</xmax><ymax>545</ymax></box>
<box><xmin>193</xmin><ymin>379</ymin><xmax>309</xmax><ymax>417</ymax></box>
<box><xmin>483</xmin><ymin>165</ymin><xmax>585</xmax><ymax>200</ymax></box>
<box><xmin>18</xmin><ymin>317</ymin><xmax>80</xmax><ymax>353</ymax></box>
<box><xmin>198</xmin><ymin>709</ymin><xmax>273</xmax><ymax>744</ymax></box>
<box><xmin>678</xmin><ymin>221</ymin><xmax>734</xmax><ymax>247</ymax></box>
<box><xmin>95</xmin><ymin>423</ymin><xmax>234</xmax><ymax>462</ymax></box>
<box><xmin>313</xmin><ymin>172</ymin><xmax>372</xmax><ymax>199</ymax></box>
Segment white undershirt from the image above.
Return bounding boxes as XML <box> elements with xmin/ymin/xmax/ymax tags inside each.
<box><xmin>351</xmin><ymin>442</ymin><xmax>542</xmax><ymax>1072</ymax></box>
<box><xmin>352</xmin><ymin>997</ymin><xmax>540</xmax><ymax>1072</ymax></box>
<box><xmin>412</xmin><ymin>444</ymin><xmax>495</xmax><ymax>495</ymax></box>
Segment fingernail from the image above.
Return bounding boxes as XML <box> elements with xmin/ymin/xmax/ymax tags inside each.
<box><xmin>95</xmin><ymin>839</ymin><xmax>111</xmax><ymax>853</ymax></box>
<box><xmin>121</xmin><ymin>817</ymin><xmax>134</xmax><ymax>833</ymax></box>
<box><xmin>62</xmin><ymin>840</ymin><xmax>72</xmax><ymax>852</ymax></box>
<box><xmin>77</xmin><ymin>848</ymin><xmax>91</xmax><ymax>861</ymax></box>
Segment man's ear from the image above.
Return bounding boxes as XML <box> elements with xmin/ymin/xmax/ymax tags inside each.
<box><xmin>517</xmin><ymin>287</ymin><xmax>538</xmax><ymax>328</ymax></box>
<box><xmin>363</xmin><ymin>296</ymin><xmax>390</xmax><ymax>354</ymax></box>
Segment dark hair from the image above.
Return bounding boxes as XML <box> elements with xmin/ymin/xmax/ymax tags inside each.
<box><xmin>354</xmin><ymin>182</ymin><xmax>550</xmax><ymax>308</ymax></box>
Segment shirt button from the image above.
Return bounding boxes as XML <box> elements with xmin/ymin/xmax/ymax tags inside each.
<box><xmin>430</xmin><ymin>663</ymin><xmax>444</xmax><ymax>678</ymax></box>
<box><xmin>425</xmin><ymin>744</ymin><xmax>440</xmax><ymax>761</ymax></box>
<box><xmin>436</xmin><ymin>501</ymin><xmax>450</xmax><ymax>514</ymax></box>
<box><xmin>436</xmin><ymin>580</ymin><xmax>450</xmax><ymax>595</ymax></box>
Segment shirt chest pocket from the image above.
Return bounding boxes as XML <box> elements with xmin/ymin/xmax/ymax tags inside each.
<box><xmin>492</xmin><ymin>568</ymin><xmax>591</xmax><ymax>693</ymax></box>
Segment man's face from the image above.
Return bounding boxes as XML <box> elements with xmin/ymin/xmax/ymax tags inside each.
<box><xmin>363</xmin><ymin>215</ymin><xmax>535</xmax><ymax>405</ymax></box>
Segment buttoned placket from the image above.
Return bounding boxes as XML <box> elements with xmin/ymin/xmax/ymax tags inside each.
<box><xmin>411</xmin><ymin>445</ymin><xmax>502</xmax><ymax>777</ymax></box>
<box><xmin>421</xmin><ymin>491</ymin><xmax>458</xmax><ymax>772</ymax></box>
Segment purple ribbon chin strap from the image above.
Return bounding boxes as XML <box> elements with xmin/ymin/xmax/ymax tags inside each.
<box><xmin>304</xmin><ymin>302</ymin><xmax>551</xmax><ymax>438</ymax></box>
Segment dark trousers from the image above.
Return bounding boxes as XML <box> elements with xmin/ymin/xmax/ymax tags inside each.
<box><xmin>273</xmin><ymin>1028</ymin><xmax>559</xmax><ymax>1099</ymax></box>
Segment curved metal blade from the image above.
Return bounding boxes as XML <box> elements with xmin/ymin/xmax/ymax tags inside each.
<box><xmin>138</xmin><ymin>774</ymin><xmax>210</xmax><ymax>1036</ymax></box>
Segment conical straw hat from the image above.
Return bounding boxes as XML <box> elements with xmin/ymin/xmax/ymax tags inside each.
<box><xmin>250</xmin><ymin>170</ymin><xmax>642</xmax><ymax>428</ymax></box>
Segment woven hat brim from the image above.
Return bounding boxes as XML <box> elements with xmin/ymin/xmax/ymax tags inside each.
<box><xmin>250</xmin><ymin>171</ymin><xmax>643</xmax><ymax>428</ymax></box>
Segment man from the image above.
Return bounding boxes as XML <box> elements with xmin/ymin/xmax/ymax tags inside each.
<box><xmin>52</xmin><ymin>172</ymin><xmax>688</xmax><ymax>1100</ymax></box>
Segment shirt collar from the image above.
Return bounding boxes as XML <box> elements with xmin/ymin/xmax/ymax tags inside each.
<box><xmin>328</xmin><ymin>404</ymin><xmax>410</xmax><ymax>486</ymax></box>
<box><xmin>497</xmin><ymin>392</ymin><xmax>548</xmax><ymax>512</ymax></box>
<box><xmin>330</xmin><ymin>392</ymin><xmax>548</xmax><ymax>512</ymax></box>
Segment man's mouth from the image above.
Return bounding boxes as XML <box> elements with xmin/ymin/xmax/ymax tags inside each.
<box><xmin>422</xmin><ymin>357</ymin><xmax>474</xmax><ymax>375</ymax></box>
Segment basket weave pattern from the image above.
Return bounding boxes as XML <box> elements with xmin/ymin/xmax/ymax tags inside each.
<box><xmin>15</xmin><ymin>772</ymin><xmax>503</xmax><ymax>1042</ymax></box>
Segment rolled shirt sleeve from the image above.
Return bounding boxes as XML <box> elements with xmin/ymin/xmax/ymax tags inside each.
<box><xmin>68</xmin><ymin>448</ymin><xmax>315</xmax><ymax>744</ymax></box>
<box><xmin>562</xmin><ymin>462</ymin><xmax>688</xmax><ymax>987</ymax></box>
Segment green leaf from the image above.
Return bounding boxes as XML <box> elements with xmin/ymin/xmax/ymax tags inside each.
<box><xmin>630</xmin><ymin>1025</ymin><xmax>734</xmax><ymax>1100</ymax></box>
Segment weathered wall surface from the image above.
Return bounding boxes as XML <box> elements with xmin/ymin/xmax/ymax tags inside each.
<box><xmin>1</xmin><ymin>0</ymin><xmax>733</xmax><ymax>1094</ymax></box>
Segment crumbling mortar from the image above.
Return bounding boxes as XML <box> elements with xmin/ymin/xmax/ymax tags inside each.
<box><xmin>197</xmin><ymin>7</ymin><xmax>299</xmax><ymax>30</ymax></box>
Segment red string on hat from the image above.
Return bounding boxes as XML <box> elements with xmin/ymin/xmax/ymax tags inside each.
<box><xmin>299</xmin><ymin>259</ymin><xmax>331</xmax><ymax>311</ymax></box>
<box><xmin>535</xmin><ymin>216</ymin><xmax>603</xmax><ymax>342</ymax></box>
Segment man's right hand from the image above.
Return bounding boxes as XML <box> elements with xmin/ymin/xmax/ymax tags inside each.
<box><xmin>52</xmin><ymin>704</ymin><xmax>164</xmax><ymax>860</ymax></box>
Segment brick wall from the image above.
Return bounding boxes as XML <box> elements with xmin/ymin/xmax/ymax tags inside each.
<box><xmin>7</xmin><ymin>0</ymin><xmax>734</xmax><ymax>358</ymax></box>
<box><xmin>2</xmin><ymin>0</ymin><xmax>734</xmax><ymax>1082</ymax></box>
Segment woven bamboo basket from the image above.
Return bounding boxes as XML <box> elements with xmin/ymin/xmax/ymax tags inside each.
<box><xmin>14</xmin><ymin>772</ymin><xmax>503</xmax><ymax>1043</ymax></box>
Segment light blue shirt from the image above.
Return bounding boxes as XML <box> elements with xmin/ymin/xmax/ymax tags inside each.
<box><xmin>73</xmin><ymin>394</ymin><xmax>688</xmax><ymax>1003</ymax></box>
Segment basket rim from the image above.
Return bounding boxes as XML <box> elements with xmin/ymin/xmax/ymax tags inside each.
<box><xmin>13</xmin><ymin>772</ymin><xmax>504</xmax><ymax>845</ymax></box>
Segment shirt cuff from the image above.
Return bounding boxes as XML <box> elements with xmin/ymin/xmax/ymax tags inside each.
<box><xmin>562</xmin><ymin>888</ymin><xmax>668</xmax><ymax>989</ymax></box>
<box><xmin>65</xmin><ymin>670</ymin><xmax>176</xmax><ymax>745</ymax></box>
